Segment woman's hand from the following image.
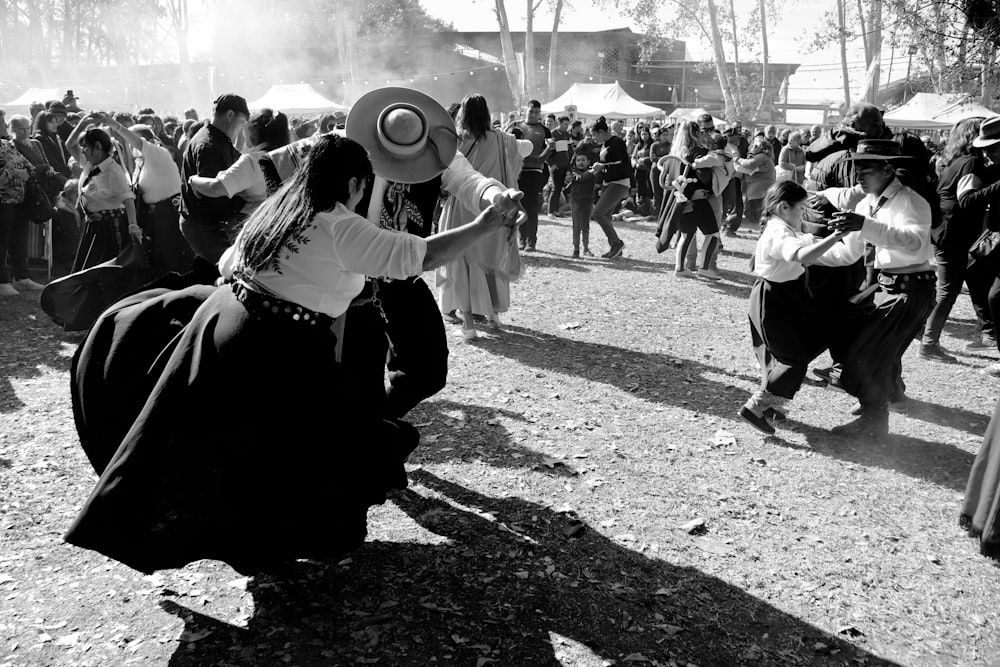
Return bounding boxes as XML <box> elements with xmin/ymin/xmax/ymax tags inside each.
<box><xmin>128</xmin><ymin>223</ymin><xmax>144</xmax><ymax>246</ymax></box>
<box><xmin>491</xmin><ymin>189</ymin><xmax>527</xmax><ymax>227</ymax></box>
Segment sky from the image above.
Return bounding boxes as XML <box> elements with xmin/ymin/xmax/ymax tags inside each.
<box><xmin>418</xmin><ymin>0</ymin><xmax>913</xmax><ymax>117</ymax></box>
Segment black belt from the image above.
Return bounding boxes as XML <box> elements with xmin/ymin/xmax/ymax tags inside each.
<box><xmin>877</xmin><ymin>270</ymin><xmax>935</xmax><ymax>294</ymax></box>
<box><xmin>143</xmin><ymin>196</ymin><xmax>180</xmax><ymax>208</ymax></box>
<box><xmin>232</xmin><ymin>280</ymin><xmax>335</xmax><ymax>330</ymax></box>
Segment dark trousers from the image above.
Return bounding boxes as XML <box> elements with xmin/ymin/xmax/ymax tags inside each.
<box><xmin>650</xmin><ymin>167</ymin><xmax>665</xmax><ymax>218</ymax></box>
<box><xmin>179</xmin><ymin>216</ymin><xmax>241</xmax><ymax>264</ymax></box>
<box><xmin>139</xmin><ymin>199</ymin><xmax>195</xmax><ymax>276</ymax></box>
<box><xmin>744</xmin><ymin>197</ymin><xmax>765</xmax><ymax>230</ymax></box>
<box><xmin>635</xmin><ymin>167</ymin><xmax>651</xmax><ymax>215</ymax></box>
<box><xmin>592</xmin><ymin>182</ymin><xmax>626</xmax><ymax>246</ymax></box>
<box><xmin>0</xmin><ymin>202</ymin><xmax>30</xmax><ymax>283</ymax></box>
<box><xmin>723</xmin><ymin>177</ymin><xmax>745</xmax><ymax>232</ymax></box>
<box><xmin>342</xmin><ymin>277</ymin><xmax>449</xmax><ymax>420</ymax></box>
<box><xmin>518</xmin><ymin>170</ymin><xmax>545</xmax><ymax>247</ymax></box>
<box><xmin>967</xmin><ymin>259</ymin><xmax>1000</xmax><ymax>345</ymax></box>
<box><xmin>841</xmin><ymin>285</ymin><xmax>935</xmax><ymax>412</ymax></box>
<box><xmin>923</xmin><ymin>245</ymin><xmax>992</xmax><ymax>345</ymax></box>
<box><xmin>548</xmin><ymin>166</ymin><xmax>568</xmax><ymax>216</ymax></box>
<box><xmin>571</xmin><ymin>199</ymin><xmax>592</xmax><ymax>250</ymax></box>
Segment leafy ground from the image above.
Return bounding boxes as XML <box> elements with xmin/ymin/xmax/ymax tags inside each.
<box><xmin>1</xmin><ymin>213</ymin><xmax>999</xmax><ymax>667</ymax></box>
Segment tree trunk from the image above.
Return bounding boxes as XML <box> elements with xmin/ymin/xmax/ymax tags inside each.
<box><xmin>728</xmin><ymin>0</ymin><xmax>742</xmax><ymax>102</ymax></box>
<box><xmin>755</xmin><ymin>0</ymin><xmax>770</xmax><ymax>116</ymax></box>
<box><xmin>494</xmin><ymin>0</ymin><xmax>524</xmax><ymax>109</ymax></box>
<box><xmin>547</xmin><ymin>0</ymin><xmax>563</xmax><ymax>100</ymax></box>
<box><xmin>856</xmin><ymin>0</ymin><xmax>871</xmax><ymax>66</ymax></box>
<box><xmin>705</xmin><ymin>0</ymin><xmax>736</xmax><ymax>119</ymax></box>
<box><xmin>525</xmin><ymin>0</ymin><xmax>535</xmax><ymax>99</ymax></box>
<box><xmin>837</xmin><ymin>0</ymin><xmax>852</xmax><ymax>110</ymax></box>
<box><xmin>868</xmin><ymin>0</ymin><xmax>881</xmax><ymax>104</ymax></box>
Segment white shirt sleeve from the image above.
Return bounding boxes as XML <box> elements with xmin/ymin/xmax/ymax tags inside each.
<box><xmin>766</xmin><ymin>225</ymin><xmax>814</xmax><ymax>262</ymax></box>
<box><xmin>442</xmin><ymin>151</ymin><xmax>505</xmax><ymax>213</ymax></box>
<box><xmin>821</xmin><ymin>185</ymin><xmax>865</xmax><ymax>211</ymax></box>
<box><xmin>810</xmin><ymin>232</ymin><xmax>866</xmax><ymax>266</ymax></box>
<box><xmin>858</xmin><ymin>192</ymin><xmax>930</xmax><ymax>253</ymax></box>
<box><xmin>216</xmin><ymin>153</ymin><xmax>264</xmax><ymax>199</ymax></box>
<box><xmin>329</xmin><ymin>213</ymin><xmax>427</xmax><ymax>280</ymax></box>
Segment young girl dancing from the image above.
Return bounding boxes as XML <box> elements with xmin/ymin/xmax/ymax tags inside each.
<box><xmin>740</xmin><ymin>181</ymin><xmax>851</xmax><ymax>435</ymax></box>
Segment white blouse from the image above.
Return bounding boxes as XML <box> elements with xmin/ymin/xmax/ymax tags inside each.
<box><xmin>217</xmin><ymin>150</ymin><xmax>268</xmax><ymax>206</ymax></box>
<box><xmin>222</xmin><ymin>202</ymin><xmax>427</xmax><ymax>318</ymax></box>
<box><xmin>753</xmin><ymin>216</ymin><xmax>816</xmax><ymax>282</ymax></box>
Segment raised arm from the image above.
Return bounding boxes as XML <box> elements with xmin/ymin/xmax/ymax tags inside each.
<box><xmin>65</xmin><ymin>114</ymin><xmax>100</xmax><ymax>162</ymax></box>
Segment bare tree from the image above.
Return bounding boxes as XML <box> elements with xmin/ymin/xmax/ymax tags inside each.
<box><xmin>547</xmin><ymin>0</ymin><xmax>564</xmax><ymax>100</ymax></box>
<box><xmin>837</xmin><ymin>0</ymin><xmax>851</xmax><ymax>110</ymax></box>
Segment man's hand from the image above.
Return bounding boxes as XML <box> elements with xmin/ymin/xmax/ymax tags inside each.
<box><xmin>808</xmin><ymin>193</ymin><xmax>831</xmax><ymax>209</ymax></box>
<box><xmin>828</xmin><ymin>211</ymin><xmax>865</xmax><ymax>232</ymax></box>
<box><xmin>492</xmin><ymin>188</ymin><xmax>527</xmax><ymax>226</ymax></box>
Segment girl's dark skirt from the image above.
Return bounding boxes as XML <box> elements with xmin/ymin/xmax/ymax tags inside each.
<box><xmin>962</xmin><ymin>398</ymin><xmax>1000</xmax><ymax>561</ymax></box>
<box><xmin>748</xmin><ymin>276</ymin><xmax>828</xmax><ymax>399</ymax></box>
<box><xmin>65</xmin><ymin>282</ymin><xmax>418</xmax><ymax>575</ymax></box>
<box><xmin>73</xmin><ymin>208</ymin><xmax>130</xmax><ymax>272</ymax></box>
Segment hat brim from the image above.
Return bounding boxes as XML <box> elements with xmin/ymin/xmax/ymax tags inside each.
<box><xmin>843</xmin><ymin>153</ymin><xmax>908</xmax><ymax>161</ymax></box>
<box><xmin>346</xmin><ymin>87</ymin><xmax>458</xmax><ymax>185</ymax></box>
<box><xmin>972</xmin><ymin>136</ymin><xmax>1000</xmax><ymax>148</ymax></box>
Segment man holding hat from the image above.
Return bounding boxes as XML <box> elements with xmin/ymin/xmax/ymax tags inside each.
<box><xmin>179</xmin><ymin>93</ymin><xmax>250</xmax><ymax>266</ymax></box>
<box><xmin>811</xmin><ymin>138</ymin><xmax>936</xmax><ymax>438</ymax></box>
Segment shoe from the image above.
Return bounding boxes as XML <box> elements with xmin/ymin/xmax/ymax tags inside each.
<box><xmin>11</xmin><ymin>278</ymin><xmax>43</xmax><ymax>291</ymax></box>
<box><xmin>764</xmin><ymin>407</ymin><xmax>787</xmax><ymax>422</ymax></box>
<box><xmin>0</xmin><ymin>283</ymin><xmax>19</xmax><ymax>297</ymax></box>
<box><xmin>888</xmin><ymin>397</ymin><xmax>909</xmax><ymax>413</ymax></box>
<box><xmin>519</xmin><ymin>240</ymin><xmax>527</xmax><ymax>251</ymax></box>
<box><xmin>724</xmin><ymin>230</ymin><xmax>738</xmax><ymax>238</ymax></box>
<box><xmin>698</xmin><ymin>268</ymin><xmax>721</xmax><ymax>281</ymax></box>
<box><xmin>571</xmin><ymin>249</ymin><xmax>580</xmax><ymax>259</ymax></box>
<box><xmin>443</xmin><ymin>310</ymin><xmax>463</xmax><ymax>325</ymax></box>
<box><xmin>982</xmin><ymin>363</ymin><xmax>1000</xmax><ymax>376</ymax></box>
<box><xmin>674</xmin><ymin>269</ymin><xmax>695</xmax><ymax>278</ymax></box>
<box><xmin>967</xmin><ymin>338</ymin><xmax>998</xmax><ymax>351</ymax></box>
<box><xmin>461</xmin><ymin>326</ymin><xmax>478</xmax><ymax>340</ymax></box>
<box><xmin>486</xmin><ymin>315</ymin><xmax>501</xmax><ymax>330</ymax></box>
<box><xmin>813</xmin><ymin>366</ymin><xmax>846</xmax><ymax>392</ymax></box>
<box><xmin>919</xmin><ymin>343</ymin><xmax>957</xmax><ymax>363</ymax></box>
<box><xmin>602</xmin><ymin>240</ymin><xmax>625</xmax><ymax>259</ymax></box>
<box><xmin>831</xmin><ymin>413</ymin><xmax>889</xmax><ymax>438</ymax></box>
<box><xmin>582</xmin><ymin>248</ymin><xmax>594</xmax><ymax>257</ymax></box>
<box><xmin>739</xmin><ymin>406</ymin><xmax>776</xmax><ymax>435</ymax></box>
<box><xmin>850</xmin><ymin>404</ymin><xmax>863</xmax><ymax>416</ymax></box>
<box><xmin>525</xmin><ymin>244</ymin><xmax>536</xmax><ymax>252</ymax></box>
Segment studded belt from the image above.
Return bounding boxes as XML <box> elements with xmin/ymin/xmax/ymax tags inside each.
<box><xmin>231</xmin><ymin>280</ymin><xmax>334</xmax><ymax>329</ymax></box>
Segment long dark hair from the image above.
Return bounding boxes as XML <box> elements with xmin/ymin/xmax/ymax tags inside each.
<box><xmin>246</xmin><ymin>108</ymin><xmax>291</xmax><ymax>151</ymax></box>
<box><xmin>236</xmin><ymin>134</ymin><xmax>373</xmax><ymax>274</ymax></box>
<box><xmin>762</xmin><ymin>181</ymin><xmax>808</xmax><ymax>219</ymax></box>
<box><xmin>456</xmin><ymin>94</ymin><xmax>492</xmax><ymax>140</ymax></box>
<box><xmin>32</xmin><ymin>111</ymin><xmax>58</xmax><ymax>138</ymax></box>
<box><xmin>941</xmin><ymin>117</ymin><xmax>982</xmax><ymax>167</ymax></box>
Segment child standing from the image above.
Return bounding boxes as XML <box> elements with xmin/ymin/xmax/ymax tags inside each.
<box><xmin>565</xmin><ymin>152</ymin><xmax>596</xmax><ymax>258</ymax></box>
<box><xmin>51</xmin><ymin>178</ymin><xmax>81</xmax><ymax>279</ymax></box>
<box><xmin>740</xmin><ymin>181</ymin><xmax>849</xmax><ymax>435</ymax></box>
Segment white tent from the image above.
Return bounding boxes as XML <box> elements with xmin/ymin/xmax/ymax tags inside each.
<box><xmin>668</xmin><ymin>107</ymin><xmax>726</xmax><ymax>127</ymax></box>
<box><xmin>248</xmin><ymin>84</ymin><xmax>350</xmax><ymax>115</ymax></box>
<box><xmin>541</xmin><ymin>82</ymin><xmax>663</xmax><ymax>119</ymax></box>
<box><xmin>883</xmin><ymin>92</ymin><xmax>996</xmax><ymax>130</ymax></box>
<box><xmin>2</xmin><ymin>88</ymin><xmax>60</xmax><ymax>108</ymax></box>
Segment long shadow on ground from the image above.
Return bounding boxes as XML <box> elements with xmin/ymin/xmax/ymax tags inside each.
<box><xmin>0</xmin><ymin>296</ymin><xmax>81</xmax><ymax>413</ymax></box>
<box><xmin>478</xmin><ymin>324</ymin><xmax>977</xmax><ymax>492</ymax></box>
<box><xmin>164</xmin><ymin>470</ymin><xmax>899</xmax><ymax>667</ymax></box>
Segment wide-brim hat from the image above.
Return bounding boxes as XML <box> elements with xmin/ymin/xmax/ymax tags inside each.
<box><xmin>346</xmin><ymin>87</ymin><xmax>458</xmax><ymax>184</ymax></box>
<box><xmin>973</xmin><ymin>116</ymin><xmax>1000</xmax><ymax>148</ymax></box>
<box><xmin>844</xmin><ymin>138</ymin><xmax>907</xmax><ymax>161</ymax></box>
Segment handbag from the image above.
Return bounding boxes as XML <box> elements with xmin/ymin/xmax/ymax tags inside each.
<box><xmin>970</xmin><ymin>228</ymin><xmax>1000</xmax><ymax>268</ymax></box>
<box><xmin>21</xmin><ymin>175</ymin><xmax>53</xmax><ymax>223</ymax></box>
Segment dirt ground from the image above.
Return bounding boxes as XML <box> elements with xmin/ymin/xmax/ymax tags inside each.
<box><xmin>1</xmin><ymin>213</ymin><xmax>998</xmax><ymax>667</ymax></box>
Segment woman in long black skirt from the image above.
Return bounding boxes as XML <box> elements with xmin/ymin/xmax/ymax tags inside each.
<box><xmin>740</xmin><ymin>182</ymin><xmax>851</xmax><ymax>435</ymax></box>
<box><xmin>65</xmin><ymin>134</ymin><xmax>520</xmax><ymax>575</ymax></box>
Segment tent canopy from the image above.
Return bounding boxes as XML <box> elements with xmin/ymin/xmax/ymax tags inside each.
<box><xmin>668</xmin><ymin>107</ymin><xmax>726</xmax><ymax>127</ymax></box>
<box><xmin>541</xmin><ymin>82</ymin><xmax>662</xmax><ymax>119</ymax></box>
<box><xmin>248</xmin><ymin>84</ymin><xmax>350</xmax><ymax>115</ymax></box>
<box><xmin>883</xmin><ymin>92</ymin><xmax>996</xmax><ymax>130</ymax></box>
<box><xmin>2</xmin><ymin>88</ymin><xmax>60</xmax><ymax>108</ymax></box>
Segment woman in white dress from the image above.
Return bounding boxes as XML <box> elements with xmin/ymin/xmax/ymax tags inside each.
<box><xmin>436</xmin><ymin>94</ymin><xmax>523</xmax><ymax>339</ymax></box>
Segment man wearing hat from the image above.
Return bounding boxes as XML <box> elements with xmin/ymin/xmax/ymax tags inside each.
<box><xmin>179</xmin><ymin>93</ymin><xmax>249</xmax><ymax>266</ymax></box>
<box><xmin>811</xmin><ymin>138</ymin><xmax>936</xmax><ymax>437</ymax></box>
<box><xmin>46</xmin><ymin>101</ymin><xmax>73</xmax><ymax>145</ymax></box>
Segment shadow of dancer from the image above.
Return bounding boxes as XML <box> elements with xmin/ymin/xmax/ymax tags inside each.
<box><xmin>164</xmin><ymin>470</ymin><xmax>898</xmax><ymax>667</ymax></box>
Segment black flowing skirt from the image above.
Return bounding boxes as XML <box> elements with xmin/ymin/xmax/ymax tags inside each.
<box><xmin>748</xmin><ymin>276</ymin><xmax>828</xmax><ymax>399</ymax></box>
<box><xmin>73</xmin><ymin>208</ymin><xmax>131</xmax><ymax>273</ymax></box>
<box><xmin>65</xmin><ymin>283</ymin><xmax>419</xmax><ymax>575</ymax></box>
<box><xmin>961</xmin><ymin>398</ymin><xmax>1000</xmax><ymax>561</ymax></box>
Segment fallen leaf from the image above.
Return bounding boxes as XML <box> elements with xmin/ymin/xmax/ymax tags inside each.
<box><xmin>624</xmin><ymin>653</ymin><xmax>649</xmax><ymax>662</ymax></box>
<box><xmin>712</xmin><ymin>429</ymin><xmax>736</xmax><ymax>447</ymax></box>
<box><xmin>692</xmin><ymin>537</ymin><xmax>737</xmax><ymax>555</ymax></box>
<box><xmin>178</xmin><ymin>629</ymin><xmax>213</xmax><ymax>643</ymax></box>
<box><xmin>514</xmin><ymin>571</ymin><xmax>530</xmax><ymax>579</ymax></box>
<box><xmin>54</xmin><ymin>632</ymin><xmax>79</xmax><ymax>647</ymax></box>
<box><xmin>559</xmin><ymin>322</ymin><xmax>583</xmax><ymax>330</ymax></box>
<box><xmin>838</xmin><ymin>625</ymin><xmax>865</xmax><ymax>637</ymax></box>
<box><xmin>678</xmin><ymin>518</ymin><xmax>706</xmax><ymax>534</ymax></box>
